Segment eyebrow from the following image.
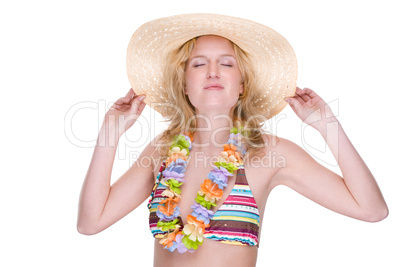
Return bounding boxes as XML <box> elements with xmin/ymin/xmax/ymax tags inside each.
<box><xmin>189</xmin><ymin>54</ymin><xmax>236</xmax><ymax>61</ymax></box>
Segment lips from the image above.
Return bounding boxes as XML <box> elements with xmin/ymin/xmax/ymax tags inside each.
<box><xmin>204</xmin><ymin>83</ymin><xmax>224</xmax><ymax>90</ymax></box>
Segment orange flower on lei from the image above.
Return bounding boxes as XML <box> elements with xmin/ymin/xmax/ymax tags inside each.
<box><xmin>198</xmin><ymin>179</ymin><xmax>223</xmax><ymax>203</ymax></box>
<box><xmin>223</xmin><ymin>143</ymin><xmax>237</xmax><ymax>156</ymax></box>
<box><xmin>219</xmin><ymin>143</ymin><xmax>243</xmax><ymax>166</ymax></box>
<box><xmin>159</xmin><ymin>229</ymin><xmax>180</xmax><ymax>248</ymax></box>
<box><xmin>158</xmin><ymin>197</ymin><xmax>179</xmax><ymax>216</ymax></box>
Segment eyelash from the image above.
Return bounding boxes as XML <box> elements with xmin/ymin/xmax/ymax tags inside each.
<box><xmin>193</xmin><ymin>64</ymin><xmax>232</xmax><ymax>67</ymax></box>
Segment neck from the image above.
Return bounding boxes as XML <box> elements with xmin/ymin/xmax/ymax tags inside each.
<box><xmin>191</xmin><ymin>109</ymin><xmax>235</xmax><ymax>151</ymax></box>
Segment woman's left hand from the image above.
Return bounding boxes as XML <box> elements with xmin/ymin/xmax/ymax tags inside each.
<box><xmin>285</xmin><ymin>87</ymin><xmax>336</xmax><ymax>131</ymax></box>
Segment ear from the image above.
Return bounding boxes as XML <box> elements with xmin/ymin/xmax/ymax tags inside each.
<box><xmin>239</xmin><ymin>84</ymin><xmax>244</xmax><ymax>94</ymax></box>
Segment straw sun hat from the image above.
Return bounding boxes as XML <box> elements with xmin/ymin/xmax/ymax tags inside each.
<box><xmin>126</xmin><ymin>13</ymin><xmax>297</xmax><ymax>120</ymax></box>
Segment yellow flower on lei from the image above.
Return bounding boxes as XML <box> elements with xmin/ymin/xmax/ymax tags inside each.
<box><xmin>161</xmin><ymin>188</ymin><xmax>177</xmax><ymax>198</ymax></box>
<box><xmin>168</xmin><ymin>146</ymin><xmax>188</xmax><ymax>157</ymax></box>
<box><xmin>183</xmin><ymin>215</ymin><xmax>207</xmax><ymax>242</ymax></box>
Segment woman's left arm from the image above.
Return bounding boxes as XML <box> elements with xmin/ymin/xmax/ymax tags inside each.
<box><xmin>279</xmin><ymin>87</ymin><xmax>388</xmax><ymax>222</ymax></box>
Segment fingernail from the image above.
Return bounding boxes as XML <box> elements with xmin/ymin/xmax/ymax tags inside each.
<box><xmin>284</xmin><ymin>98</ymin><xmax>290</xmax><ymax>103</ymax></box>
<box><xmin>138</xmin><ymin>95</ymin><xmax>146</xmax><ymax>101</ymax></box>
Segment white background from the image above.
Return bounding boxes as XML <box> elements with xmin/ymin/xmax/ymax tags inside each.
<box><xmin>1</xmin><ymin>0</ymin><xmax>401</xmax><ymax>266</ymax></box>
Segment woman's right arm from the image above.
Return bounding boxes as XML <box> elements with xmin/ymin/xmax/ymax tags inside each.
<box><xmin>77</xmin><ymin>88</ymin><xmax>154</xmax><ymax>235</ymax></box>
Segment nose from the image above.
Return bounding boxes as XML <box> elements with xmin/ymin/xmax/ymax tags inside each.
<box><xmin>207</xmin><ymin>63</ymin><xmax>220</xmax><ymax>79</ymax></box>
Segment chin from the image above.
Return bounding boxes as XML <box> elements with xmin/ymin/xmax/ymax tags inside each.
<box><xmin>194</xmin><ymin>103</ymin><xmax>237</xmax><ymax>114</ymax></box>
<box><xmin>191</xmin><ymin>96</ymin><xmax>238</xmax><ymax>113</ymax></box>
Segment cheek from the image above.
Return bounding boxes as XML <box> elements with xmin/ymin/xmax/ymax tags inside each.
<box><xmin>184</xmin><ymin>71</ymin><xmax>199</xmax><ymax>94</ymax></box>
<box><xmin>184</xmin><ymin>73</ymin><xmax>191</xmax><ymax>94</ymax></box>
<box><xmin>231</xmin><ymin>75</ymin><xmax>244</xmax><ymax>94</ymax></box>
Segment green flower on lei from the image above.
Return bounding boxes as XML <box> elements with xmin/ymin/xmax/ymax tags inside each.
<box><xmin>181</xmin><ymin>234</ymin><xmax>203</xmax><ymax>250</ymax></box>
<box><xmin>214</xmin><ymin>161</ymin><xmax>238</xmax><ymax>174</ymax></box>
<box><xmin>170</xmin><ymin>135</ymin><xmax>191</xmax><ymax>154</ymax></box>
<box><xmin>157</xmin><ymin>219</ymin><xmax>180</xmax><ymax>232</ymax></box>
<box><xmin>164</xmin><ymin>179</ymin><xmax>183</xmax><ymax>195</ymax></box>
<box><xmin>230</xmin><ymin>125</ymin><xmax>249</xmax><ymax>137</ymax></box>
<box><xmin>195</xmin><ymin>193</ymin><xmax>217</xmax><ymax>209</ymax></box>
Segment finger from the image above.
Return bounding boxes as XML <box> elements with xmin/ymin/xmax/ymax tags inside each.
<box><xmin>293</xmin><ymin>94</ymin><xmax>306</xmax><ymax>106</ymax></box>
<box><xmin>296</xmin><ymin>87</ymin><xmax>312</xmax><ymax>102</ymax></box>
<box><xmin>113</xmin><ymin>99</ymin><xmax>131</xmax><ymax>108</ymax></box>
<box><xmin>136</xmin><ymin>100</ymin><xmax>146</xmax><ymax>115</ymax></box>
<box><xmin>115</xmin><ymin>98</ymin><xmax>126</xmax><ymax>105</ymax></box>
<box><xmin>129</xmin><ymin>94</ymin><xmax>146</xmax><ymax>113</ymax></box>
<box><xmin>125</xmin><ymin>88</ymin><xmax>136</xmax><ymax>99</ymax></box>
<box><xmin>302</xmin><ymin>88</ymin><xmax>322</xmax><ymax>108</ymax></box>
<box><xmin>305</xmin><ymin>96</ymin><xmax>322</xmax><ymax>109</ymax></box>
<box><xmin>115</xmin><ymin>95</ymin><xmax>132</xmax><ymax>105</ymax></box>
<box><xmin>303</xmin><ymin>87</ymin><xmax>319</xmax><ymax>99</ymax></box>
<box><xmin>116</xmin><ymin>89</ymin><xmax>136</xmax><ymax>105</ymax></box>
<box><xmin>112</xmin><ymin>104</ymin><xmax>130</xmax><ymax>112</ymax></box>
<box><xmin>295</xmin><ymin>87</ymin><xmax>303</xmax><ymax>95</ymax></box>
<box><xmin>285</xmin><ymin>96</ymin><xmax>303</xmax><ymax>112</ymax></box>
<box><xmin>115</xmin><ymin>89</ymin><xmax>136</xmax><ymax>105</ymax></box>
<box><xmin>112</xmin><ymin>99</ymin><xmax>132</xmax><ymax>108</ymax></box>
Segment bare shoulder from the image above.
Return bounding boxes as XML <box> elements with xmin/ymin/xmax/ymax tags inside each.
<box><xmin>256</xmin><ymin>133</ymin><xmax>313</xmax><ymax>186</ymax></box>
<box><xmin>140</xmin><ymin>133</ymin><xmax>164</xmax><ymax>158</ymax></box>
<box><xmin>135</xmin><ymin>133</ymin><xmax>166</xmax><ymax>176</ymax></box>
<box><xmin>260</xmin><ymin>133</ymin><xmax>313</xmax><ymax>163</ymax></box>
<box><xmin>260</xmin><ymin>133</ymin><xmax>301</xmax><ymax>152</ymax></box>
<box><xmin>242</xmin><ymin>133</ymin><xmax>289</xmax><ymax>187</ymax></box>
<box><xmin>261</xmin><ymin>133</ymin><xmax>326</xmax><ymax>188</ymax></box>
<box><xmin>241</xmin><ymin>133</ymin><xmax>296</xmax><ymax>209</ymax></box>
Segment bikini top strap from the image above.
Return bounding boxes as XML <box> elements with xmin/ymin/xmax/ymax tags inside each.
<box><xmin>235</xmin><ymin>165</ymin><xmax>248</xmax><ymax>185</ymax></box>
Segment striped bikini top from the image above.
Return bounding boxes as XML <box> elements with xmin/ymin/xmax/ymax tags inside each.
<box><xmin>148</xmin><ymin>163</ymin><xmax>260</xmax><ymax>247</ymax></box>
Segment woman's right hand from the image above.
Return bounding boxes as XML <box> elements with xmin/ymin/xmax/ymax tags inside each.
<box><xmin>103</xmin><ymin>88</ymin><xmax>146</xmax><ymax>138</ymax></box>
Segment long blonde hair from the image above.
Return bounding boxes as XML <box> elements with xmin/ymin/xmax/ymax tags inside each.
<box><xmin>157</xmin><ymin>36</ymin><xmax>268</xmax><ymax>157</ymax></box>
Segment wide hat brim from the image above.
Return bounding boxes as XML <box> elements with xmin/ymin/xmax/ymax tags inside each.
<box><xmin>127</xmin><ymin>13</ymin><xmax>297</xmax><ymax>120</ymax></box>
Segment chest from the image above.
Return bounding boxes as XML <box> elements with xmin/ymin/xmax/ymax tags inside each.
<box><xmin>151</xmin><ymin>153</ymin><xmax>278</xmax><ymax>224</ymax></box>
<box><xmin>177</xmin><ymin>160</ymin><xmax>238</xmax><ymax>223</ymax></box>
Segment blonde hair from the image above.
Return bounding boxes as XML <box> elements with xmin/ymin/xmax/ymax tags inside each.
<box><xmin>158</xmin><ymin>36</ymin><xmax>268</xmax><ymax>157</ymax></box>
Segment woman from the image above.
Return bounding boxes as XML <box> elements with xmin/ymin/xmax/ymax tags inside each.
<box><xmin>77</xmin><ymin>14</ymin><xmax>388</xmax><ymax>267</ymax></box>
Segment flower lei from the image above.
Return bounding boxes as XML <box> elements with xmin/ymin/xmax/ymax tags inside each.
<box><xmin>153</xmin><ymin>123</ymin><xmax>247</xmax><ymax>253</ymax></box>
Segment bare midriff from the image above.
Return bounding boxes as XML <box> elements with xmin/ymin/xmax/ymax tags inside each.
<box><xmin>153</xmin><ymin>238</ymin><xmax>258</xmax><ymax>267</ymax></box>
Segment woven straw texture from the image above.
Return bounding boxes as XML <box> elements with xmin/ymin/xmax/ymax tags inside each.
<box><xmin>127</xmin><ymin>13</ymin><xmax>297</xmax><ymax>120</ymax></box>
